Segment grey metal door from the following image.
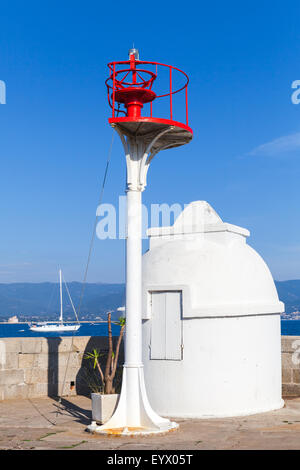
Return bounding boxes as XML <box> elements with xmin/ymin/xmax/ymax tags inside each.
<box><xmin>150</xmin><ymin>291</ymin><xmax>182</xmax><ymax>360</ymax></box>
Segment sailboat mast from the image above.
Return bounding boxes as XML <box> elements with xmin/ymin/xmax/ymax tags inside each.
<box><xmin>59</xmin><ymin>269</ymin><xmax>63</xmax><ymax>323</ymax></box>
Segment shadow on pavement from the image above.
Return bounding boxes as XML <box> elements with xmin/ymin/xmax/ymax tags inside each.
<box><xmin>52</xmin><ymin>397</ymin><xmax>92</xmax><ymax>425</ymax></box>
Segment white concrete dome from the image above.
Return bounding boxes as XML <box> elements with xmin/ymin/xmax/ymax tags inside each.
<box><xmin>143</xmin><ymin>235</ymin><xmax>281</xmax><ymax>318</ymax></box>
<box><xmin>142</xmin><ymin>201</ymin><xmax>284</xmax><ymax>418</ymax></box>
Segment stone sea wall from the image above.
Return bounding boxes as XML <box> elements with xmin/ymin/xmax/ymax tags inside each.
<box><xmin>281</xmin><ymin>336</ymin><xmax>300</xmax><ymax>396</ymax></box>
<box><xmin>0</xmin><ymin>336</ymin><xmax>123</xmax><ymax>400</ymax></box>
<box><xmin>0</xmin><ymin>335</ymin><xmax>299</xmax><ymax>400</ymax></box>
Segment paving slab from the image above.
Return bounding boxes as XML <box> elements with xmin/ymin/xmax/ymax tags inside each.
<box><xmin>1</xmin><ymin>396</ymin><xmax>300</xmax><ymax>450</ymax></box>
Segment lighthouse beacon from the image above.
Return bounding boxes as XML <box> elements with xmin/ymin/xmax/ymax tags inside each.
<box><xmin>142</xmin><ymin>201</ymin><xmax>284</xmax><ymax>418</ymax></box>
<box><xmin>89</xmin><ymin>50</ymin><xmax>193</xmax><ymax>435</ymax></box>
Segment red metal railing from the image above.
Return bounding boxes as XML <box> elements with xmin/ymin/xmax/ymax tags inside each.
<box><xmin>105</xmin><ymin>59</ymin><xmax>189</xmax><ymax>126</ymax></box>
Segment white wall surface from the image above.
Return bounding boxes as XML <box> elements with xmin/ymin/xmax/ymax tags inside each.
<box><xmin>143</xmin><ymin>313</ymin><xmax>283</xmax><ymax>417</ymax></box>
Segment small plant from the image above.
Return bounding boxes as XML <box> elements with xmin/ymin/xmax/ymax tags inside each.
<box><xmin>84</xmin><ymin>312</ymin><xmax>125</xmax><ymax>394</ymax></box>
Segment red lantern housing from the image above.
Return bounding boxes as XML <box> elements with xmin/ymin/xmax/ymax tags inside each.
<box><xmin>106</xmin><ymin>52</ymin><xmax>193</xmax><ymax>150</ymax></box>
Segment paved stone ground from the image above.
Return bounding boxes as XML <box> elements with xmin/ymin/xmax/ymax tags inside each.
<box><xmin>1</xmin><ymin>395</ymin><xmax>300</xmax><ymax>450</ymax></box>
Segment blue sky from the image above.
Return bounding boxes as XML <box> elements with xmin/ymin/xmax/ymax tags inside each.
<box><xmin>0</xmin><ymin>0</ymin><xmax>300</xmax><ymax>283</ymax></box>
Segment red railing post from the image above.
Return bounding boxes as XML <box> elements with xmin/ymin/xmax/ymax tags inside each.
<box><xmin>112</xmin><ymin>63</ymin><xmax>116</xmax><ymax>118</ymax></box>
<box><xmin>185</xmin><ymin>85</ymin><xmax>188</xmax><ymax>125</ymax></box>
<box><xmin>170</xmin><ymin>67</ymin><xmax>173</xmax><ymax>120</ymax></box>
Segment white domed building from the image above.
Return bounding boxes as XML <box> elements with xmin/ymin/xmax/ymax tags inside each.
<box><xmin>142</xmin><ymin>201</ymin><xmax>284</xmax><ymax>418</ymax></box>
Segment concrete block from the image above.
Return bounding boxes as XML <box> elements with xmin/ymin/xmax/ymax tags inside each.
<box><xmin>3</xmin><ymin>383</ymin><xmax>27</xmax><ymax>400</ymax></box>
<box><xmin>282</xmin><ymin>383</ymin><xmax>300</xmax><ymax>396</ymax></box>
<box><xmin>39</xmin><ymin>338</ymin><xmax>50</xmax><ymax>353</ymax></box>
<box><xmin>292</xmin><ymin>369</ymin><xmax>300</xmax><ymax>384</ymax></box>
<box><xmin>36</xmin><ymin>353</ymin><xmax>50</xmax><ymax>369</ymax></box>
<box><xmin>18</xmin><ymin>353</ymin><xmax>37</xmax><ymax>369</ymax></box>
<box><xmin>44</xmin><ymin>352</ymin><xmax>81</xmax><ymax>373</ymax></box>
<box><xmin>0</xmin><ymin>338</ymin><xmax>21</xmax><ymax>353</ymax></box>
<box><xmin>21</xmin><ymin>339</ymin><xmax>42</xmax><ymax>354</ymax></box>
<box><xmin>58</xmin><ymin>338</ymin><xmax>77</xmax><ymax>353</ymax></box>
<box><xmin>41</xmin><ymin>338</ymin><xmax>55</xmax><ymax>353</ymax></box>
<box><xmin>26</xmin><ymin>382</ymin><xmax>49</xmax><ymax>398</ymax></box>
<box><xmin>58</xmin><ymin>352</ymin><xmax>81</xmax><ymax>368</ymax></box>
<box><xmin>30</xmin><ymin>381</ymin><xmax>67</xmax><ymax>397</ymax></box>
<box><xmin>7</xmin><ymin>352</ymin><xmax>19</xmax><ymax>369</ymax></box>
<box><xmin>282</xmin><ymin>368</ymin><xmax>292</xmax><ymax>384</ymax></box>
<box><xmin>57</xmin><ymin>366</ymin><xmax>80</xmax><ymax>383</ymax></box>
<box><xmin>281</xmin><ymin>336</ymin><xmax>300</xmax><ymax>353</ymax></box>
<box><xmin>0</xmin><ymin>369</ymin><xmax>24</xmax><ymax>386</ymax></box>
<box><xmin>281</xmin><ymin>352</ymin><xmax>296</xmax><ymax>369</ymax></box>
<box><xmin>0</xmin><ymin>352</ymin><xmax>19</xmax><ymax>370</ymax></box>
<box><xmin>72</xmin><ymin>337</ymin><xmax>91</xmax><ymax>352</ymax></box>
<box><xmin>24</xmin><ymin>368</ymin><xmax>49</xmax><ymax>385</ymax></box>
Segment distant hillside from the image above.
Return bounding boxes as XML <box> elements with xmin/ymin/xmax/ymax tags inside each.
<box><xmin>0</xmin><ymin>280</ymin><xmax>298</xmax><ymax>321</ymax></box>
<box><xmin>0</xmin><ymin>282</ymin><xmax>125</xmax><ymax>320</ymax></box>
<box><xmin>275</xmin><ymin>280</ymin><xmax>300</xmax><ymax>314</ymax></box>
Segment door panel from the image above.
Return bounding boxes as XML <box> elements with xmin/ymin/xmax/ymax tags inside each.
<box><xmin>150</xmin><ymin>291</ymin><xmax>166</xmax><ymax>359</ymax></box>
<box><xmin>165</xmin><ymin>291</ymin><xmax>182</xmax><ymax>360</ymax></box>
<box><xmin>150</xmin><ymin>291</ymin><xmax>182</xmax><ymax>361</ymax></box>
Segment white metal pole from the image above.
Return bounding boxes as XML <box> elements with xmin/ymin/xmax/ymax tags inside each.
<box><xmin>124</xmin><ymin>188</ymin><xmax>143</xmax><ymax>424</ymax></box>
<box><xmin>88</xmin><ymin>132</ymin><xmax>177</xmax><ymax>434</ymax></box>
<box><xmin>125</xmin><ymin>189</ymin><xmax>142</xmax><ymax>366</ymax></box>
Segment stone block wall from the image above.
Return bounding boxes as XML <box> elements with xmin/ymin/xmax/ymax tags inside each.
<box><xmin>0</xmin><ymin>334</ymin><xmax>300</xmax><ymax>401</ymax></box>
<box><xmin>0</xmin><ymin>336</ymin><xmax>123</xmax><ymax>401</ymax></box>
<box><xmin>282</xmin><ymin>336</ymin><xmax>300</xmax><ymax>396</ymax></box>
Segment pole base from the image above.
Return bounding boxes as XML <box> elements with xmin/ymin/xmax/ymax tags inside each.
<box><xmin>87</xmin><ymin>422</ymin><xmax>179</xmax><ymax>436</ymax></box>
<box><xmin>86</xmin><ymin>365</ymin><xmax>179</xmax><ymax>436</ymax></box>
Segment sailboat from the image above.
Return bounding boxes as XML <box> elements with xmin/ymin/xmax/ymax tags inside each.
<box><xmin>30</xmin><ymin>269</ymin><xmax>80</xmax><ymax>333</ymax></box>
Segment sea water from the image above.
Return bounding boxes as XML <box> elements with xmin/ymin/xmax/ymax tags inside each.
<box><xmin>0</xmin><ymin>322</ymin><xmax>121</xmax><ymax>338</ymax></box>
<box><xmin>0</xmin><ymin>320</ymin><xmax>297</xmax><ymax>338</ymax></box>
<box><xmin>281</xmin><ymin>320</ymin><xmax>300</xmax><ymax>336</ymax></box>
